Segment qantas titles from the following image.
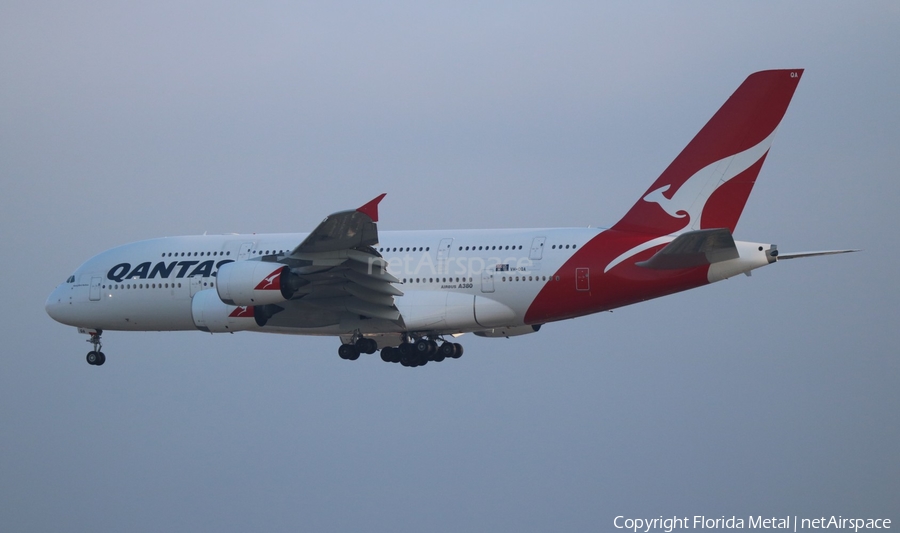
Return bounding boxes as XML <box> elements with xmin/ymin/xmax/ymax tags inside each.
<box><xmin>107</xmin><ymin>260</ymin><xmax>234</xmax><ymax>282</ymax></box>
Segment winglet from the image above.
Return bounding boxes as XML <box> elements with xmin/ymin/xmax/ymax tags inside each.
<box><xmin>357</xmin><ymin>193</ymin><xmax>387</xmax><ymax>222</ymax></box>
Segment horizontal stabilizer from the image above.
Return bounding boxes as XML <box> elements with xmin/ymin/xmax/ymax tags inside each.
<box><xmin>637</xmin><ymin>228</ymin><xmax>739</xmax><ymax>270</ymax></box>
<box><xmin>776</xmin><ymin>249</ymin><xmax>860</xmax><ymax>260</ymax></box>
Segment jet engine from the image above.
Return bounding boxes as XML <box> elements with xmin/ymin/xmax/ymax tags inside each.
<box><xmin>216</xmin><ymin>261</ymin><xmax>303</xmax><ymax>306</ymax></box>
<box><xmin>191</xmin><ymin>289</ymin><xmax>259</xmax><ymax>333</ymax></box>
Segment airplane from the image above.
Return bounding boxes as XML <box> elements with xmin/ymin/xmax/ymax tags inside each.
<box><xmin>46</xmin><ymin>69</ymin><xmax>856</xmax><ymax>368</ymax></box>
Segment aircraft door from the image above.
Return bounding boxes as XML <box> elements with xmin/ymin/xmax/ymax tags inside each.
<box><xmin>89</xmin><ymin>277</ymin><xmax>102</xmax><ymax>301</ymax></box>
<box><xmin>237</xmin><ymin>242</ymin><xmax>255</xmax><ymax>261</ymax></box>
<box><xmin>189</xmin><ymin>277</ymin><xmax>203</xmax><ymax>297</ymax></box>
<box><xmin>529</xmin><ymin>237</ymin><xmax>546</xmax><ymax>260</ymax></box>
<box><xmin>481</xmin><ymin>267</ymin><xmax>495</xmax><ymax>293</ymax></box>
<box><xmin>437</xmin><ymin>238</ymin><xmax>453</xmax><ymax>262</ymax></box>
<box><xmin>575</xmin><ymin>268</ymin><xmax>590</xmax><ymax>291</ymax></box>
<box><xmin>437</xmin><ymin>238</ymin><xmax>453</xmax><ymax>275</ymax></box>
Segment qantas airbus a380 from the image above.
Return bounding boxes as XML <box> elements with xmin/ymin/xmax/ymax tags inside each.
<box><xmin>46</xmin><ymin>69</ymin><xmax>854</xmax><ymax>367</ymax></box>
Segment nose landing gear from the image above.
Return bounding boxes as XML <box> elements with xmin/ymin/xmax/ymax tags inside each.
<box><xmin>85</xmin><ymin>330</ymin><xmax>106</xmax><ymax>366</ymax></box>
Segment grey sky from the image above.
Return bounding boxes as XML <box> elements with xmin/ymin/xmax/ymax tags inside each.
<box><xmin>2</xmin><ymin>2</ymin><xmax>898</xmax><ymax>532</ymax></box>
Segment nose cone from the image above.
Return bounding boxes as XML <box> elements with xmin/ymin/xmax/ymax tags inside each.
<box><xmin>45</xmin><ymin>287</ymin><xmax>61</xmax><ymax>321</ymax></box>
<box><xmin>45</xmin><ymin>285</ymin><xmax>72</xmax><ymax>325</ymax></box>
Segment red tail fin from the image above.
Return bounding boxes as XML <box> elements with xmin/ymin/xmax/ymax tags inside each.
<box><xmin>612</xmin><ymin>69</ymin><xmax>803</xmax><ymax>236</ymax></box>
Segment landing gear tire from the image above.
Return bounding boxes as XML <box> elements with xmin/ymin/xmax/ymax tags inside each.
<box><xmin>438</xmin><ymin>342</ymin><xmax>456</xmax><ymax>359</ymax></box>
<box><xmin>338</xmin><ymin>344</ymin><xmax>360</xmax><ymax>360</ymax></box>
<box><xmin>451</xmin><ymin>343</ymin><xmax>463</xmax><ymax>359</ymax></box>
<box><xmin>356</xmin><ymin>338</ymin><xmax>377</xmax><ymax>355</ymax></box>
<box><xmin>400</xmin><ymin>343</ymin><xmax>419</xmax><ymax>366</ymax></box>
<box><xmin>414</xmin><ymin>339</ymin><xmax>431</xmax><ymax>355</ymax></box>
<box><xmin>381</xmin><ymin>347</ymin><xmax>401</xmax><ymax>363</ymax></box>
<box><xmin>86</xmin><ymin>351</ymin><xmax>106</xmax><ymax>366</ymax></box>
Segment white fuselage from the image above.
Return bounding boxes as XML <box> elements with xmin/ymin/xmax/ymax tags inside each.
<box><xmin>45</xmin><ymin>227</ymin><xmax>602</xmax><ymax>337</ymax></box>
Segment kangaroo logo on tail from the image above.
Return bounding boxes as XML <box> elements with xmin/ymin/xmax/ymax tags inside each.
<box><xmin>605</xmin><ymin>131</ymin><xmax>777</xmax><ymax>273</ymax></box>
<box><xmin>641</xmin><ymin>129</ymin><xmax>777</xmax><ymax>232</ymax></box>
<box><xmin>603</xmin><ymin>69</ymin><xmax>804</xmax><ymax>273</ymax></box>
<box><xmin>610</xmin><ymin>69</ymin><xmax>803</xmax><ymax>242</ymax></box>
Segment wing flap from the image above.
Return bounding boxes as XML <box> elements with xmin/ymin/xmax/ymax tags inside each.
<box><xmin>305</xmin><ymin>296</ymin><xmax>401</xmax><ymax>321</ymax></box>
<box><xmin>343</xmin><ymin>282</ymin><xmax>397</xmax><ymax>307</ymax></box>
<box><xmin>343</xmin><ymin>269</ymin><xmax>404</xmax><ymax>296</ymax></box>
<box><xmin>344</xmin><ymin>257</ymin><xmax>400</xmax><ymax>283</ymax></box>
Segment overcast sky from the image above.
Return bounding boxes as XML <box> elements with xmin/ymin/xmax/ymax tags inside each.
<box><xmin>2</xmin><ymin>2</ymin><xmax>898</xmax><ymax>532</ymax></box>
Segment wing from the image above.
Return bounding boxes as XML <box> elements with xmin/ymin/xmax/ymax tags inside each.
<box><xmin>266</xmin><ymin>194</ymin><xmax>404</xmax><ymax>325</ymax></box>
<box><xmin>289</xmin><ymin>193</ymin><xmax>385</xmax><ymax>254</ymax></box>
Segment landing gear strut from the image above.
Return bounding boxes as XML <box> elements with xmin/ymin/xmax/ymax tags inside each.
<box><xmin>85</xmin><ymin>330</ymin><xmax>106</xmax><ymax>366</ymax></box>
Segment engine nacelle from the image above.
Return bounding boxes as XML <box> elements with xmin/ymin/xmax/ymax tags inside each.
<box><xmin>216</xmin><ymin>261</ymin><xmax>297</xmax><ymax>306</ymax></box>
<box><xmin>191</xmin><ymin>289</ymin><xmax>260</xmax><ymax>333</ymax></box>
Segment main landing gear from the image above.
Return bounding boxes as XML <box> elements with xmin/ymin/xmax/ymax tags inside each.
<box><xmin>381</xmin><ymin>340</ymin><xmax>463</xmax><ymax>368</ymax></box>
<box><xmin>338</xmin><ymin>335</ymin><xmax>463</xmax><ymax>368</ymax></box>
<box><xmin>85</xmin><ymin>330</ymin><xmax>106</xmax><ymax>366</ymax></box>
<box><xmin>337</xmin><ymin>337</ymin><xmax>378</xmax><ymax>360</ymax></box>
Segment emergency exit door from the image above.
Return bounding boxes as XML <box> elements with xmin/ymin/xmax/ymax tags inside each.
<box><xmin>575</xmin><ymin>268</ymin><xmax>590</xmax><ymax>291</ymax></box>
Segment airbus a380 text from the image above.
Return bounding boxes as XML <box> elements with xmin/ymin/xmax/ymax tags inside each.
<box><xmin>46</xmin><ymin>69</ymin><xmax>854</xmax><ymax>367</ymax></box>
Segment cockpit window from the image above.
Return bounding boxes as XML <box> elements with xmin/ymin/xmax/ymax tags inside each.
<box><xmin>66</xmin><ymin>275</ymin><xmax>75</xmax><ymax>283</ymax></box>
